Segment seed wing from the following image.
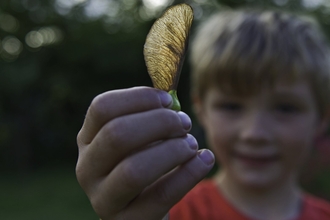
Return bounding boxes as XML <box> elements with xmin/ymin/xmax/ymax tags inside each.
<box><xmin>144</xmin><ymin>4</ymin><xmax>193</xmax><ymax>91</ymax></box>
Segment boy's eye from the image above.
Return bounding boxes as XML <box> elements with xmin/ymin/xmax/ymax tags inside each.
<box><xmin>274</xmin><ymin>103</ymin><xmax>300</xmax><ymax>114</ymax></box>
<box><xmin>215</xmin><ymin>102</ymin><xmax>243</xmax><ymax>111</ymax></box>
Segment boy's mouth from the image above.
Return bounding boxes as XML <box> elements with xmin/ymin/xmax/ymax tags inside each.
<box><xmin>233</xmin><ymin>152</ymin><xmax>280</xmax><ymax>166</ymax></box>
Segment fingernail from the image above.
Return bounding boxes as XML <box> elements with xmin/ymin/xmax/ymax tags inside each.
<box><xmin>177</xmin><ymin>111</ymin><xmax>191</xmax><ymax>131</ymax></box>
<box><xmin>185</xmin><ymin>134</ymin><xmax>198</xmax><ymax>150</ymax></box>
<box><xmin>158</xmin><ymin>91</ymin><xmax>172</xmax><ymax>108</ymax></box>
<box><xmin>198</xmin><ymin>150</ymin><xmax>215</xmax><ymax>166</ymax></box>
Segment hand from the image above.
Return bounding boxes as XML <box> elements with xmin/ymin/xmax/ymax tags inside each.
<box><xmin>76</xmin><ymin>87</ymin><xmax>215</xmax><ymax>220</ymax></box>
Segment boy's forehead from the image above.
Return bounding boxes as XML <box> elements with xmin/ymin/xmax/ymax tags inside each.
<box><xmin>209</xmin><ymin>77</ymin><xmax>313</xmax><ymax>98</ymax></box>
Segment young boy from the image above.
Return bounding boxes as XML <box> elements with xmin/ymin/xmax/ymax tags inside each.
<box><xmin>76</xmin><ymin>8</ymin><xmax>330</xmax><ymax>220</ymax></box>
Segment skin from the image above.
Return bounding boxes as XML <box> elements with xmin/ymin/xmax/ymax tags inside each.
<box><xmin>76</xmin><ymin>86</ymin><xmax>215</xmax><ymax>220</ymax></box>
<box><xmin>193</xmin><ymin>79</ymin><xmax>329</xmax><ymax>220</ymax></box>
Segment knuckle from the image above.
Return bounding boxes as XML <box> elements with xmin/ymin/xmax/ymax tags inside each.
<box><xmin>76</xmin><ymin>129</ymin><xmax>85</xmax><ymax>147</ymax></box>
<box><xmin>177</xmin><ymin>137</ymin><xmax>190</xmax><ymax>149</ymax></box>
<box><xmin>182</xmin><ymin>163</ymin><xmax>201</xmax><ymax>183</ymax></box>
<box><xmin>167</xmin><ymin>138</ymin><xmax>190</xmax><ymax>154</ymax></box>
<box><xmin>85</xmin><ymin>180</ymin><xmax>113</xmax><ymax>218</ymax></box>
<box><xmin>154</xmin><ymin>183</ymin><xmax>173</xmax><ymax>206</ymax></box>
<box><xmin>158</xmin><ymin>110</ymin><xmax>186</xmax><ymax>136</ymax></box>
<box><xmin>75</xmin><ymin>159</ymin><xmax>89</xmax><ymax>191</ymax></box>
<box><xmin>120</xmin><ymin>160</ymin><xmax>146</xmax><ymax>190</ymax></box>
<box><xmin>90</xmin><ymin>194</ymin><xmax>108</xmax><ymax>218</ymax></box>
<box><xmin>87</xmin><ymin>181</ymin><xmax>118</xmax><ymax>219</ymax></box>
<box><xmin>163</xmin><ymin>110</ymin><xmax>179</xmax><ymax>125</ymax></box>
<box><xmin>103</xmin><ymin>118</ymin><xmax>127</xmax><ymax>149</ymax></box>
<box><xmin>89</xmin><ymin>93</ymin><xmax>110</xmax><ymax>120</ymax></box>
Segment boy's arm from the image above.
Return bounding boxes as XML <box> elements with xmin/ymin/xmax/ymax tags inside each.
<box><xmin>76</xmin><ymin>87</ymin><xmax>214</xmax><ymax>220</ymax></box>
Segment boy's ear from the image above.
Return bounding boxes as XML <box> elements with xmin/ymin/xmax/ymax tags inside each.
<box><xmin>191</xmin><ymin>94</ymin><xmax>205</xmax><ymax>128</ymax></box>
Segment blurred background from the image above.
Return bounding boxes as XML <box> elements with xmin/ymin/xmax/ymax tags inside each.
<box><xmin>1</xmin><ymin>0</ymin><xmax>330</xmax><ymax>219</ymax></box>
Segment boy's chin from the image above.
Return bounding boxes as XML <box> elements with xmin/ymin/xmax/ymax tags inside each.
<box><xmin>237</xmin><ymin>177</ymin><xmax>279</xmax><ymax>192</ymax></box>
<box><xmin>230</xmin><ymin>161</ymin><xmax>284</xmax><ymax>191</ymax></box>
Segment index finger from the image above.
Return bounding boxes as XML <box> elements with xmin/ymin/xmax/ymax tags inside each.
<box><xmin>77</xmin><ymin>86</ymin><xmax>173</xmax><ymax>146</ymax></box>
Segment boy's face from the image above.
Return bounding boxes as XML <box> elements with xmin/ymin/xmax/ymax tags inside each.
<box><xmin>194</xmin><ymin>79</ymin><xmax>328</xmax><ymax>189</ymax></box>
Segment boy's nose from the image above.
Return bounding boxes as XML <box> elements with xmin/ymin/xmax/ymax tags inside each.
<box><xmin>239</xmin><ymin>112</ymin><xmax>272</xmax><ymax>146</ymax></box>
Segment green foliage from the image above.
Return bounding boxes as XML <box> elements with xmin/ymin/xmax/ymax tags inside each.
<box><xmin>0</xmin><ymin>169</ymin><xmax>97</xmax><ymax>219</ymax></box>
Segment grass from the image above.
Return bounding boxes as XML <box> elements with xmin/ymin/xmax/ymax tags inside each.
<box><xmin>0</xmin><ymin>168</ymin><xmax>98</xmax><ymax>220</ymax></box>
<box><xmin>1</xmin><ymin>166</ymin><xmax>330</xmax><ymax>220</ymax></box>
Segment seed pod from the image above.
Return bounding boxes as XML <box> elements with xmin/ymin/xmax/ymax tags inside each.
<box><xmin>144</xmin><ymin>3</ymin><xmax>194</xmax><ymax>111</ymax></box>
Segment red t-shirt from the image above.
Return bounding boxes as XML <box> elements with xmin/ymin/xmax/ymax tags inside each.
<box><xmin>170</xmin><ymin>180</ymin><xmax>330</xmax><ymax>220</ymax></box>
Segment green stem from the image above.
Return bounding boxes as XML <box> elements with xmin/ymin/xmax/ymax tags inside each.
<box><xmin>168</xmin><ymin>90</ymin><xmax>181</xmax><ymax>111</ymax></box>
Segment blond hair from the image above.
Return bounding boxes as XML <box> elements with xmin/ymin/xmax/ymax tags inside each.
<box><xmin>190</xmin><ymin>9</ymin><xmax>330</xmax><ymax>115</ymax></box>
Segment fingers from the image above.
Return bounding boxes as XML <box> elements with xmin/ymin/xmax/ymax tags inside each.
<box><xmin>76</xmin><ymin>109</ymin><xmax>192</xmax><ymax>183</ymax></box>
<box><xmin>88</xmin><ymin>134</ymin><xmax>200</xmax><ymax>218</ymax></box>
<box><xmin>75</xmin><ymin>87</ymin><xmax>210</xmax><ymax>220</ymax></box>
<box><xmin>117</xmin><ymin>149</ymin><xmax>215</xmax><ymax>220</ymax></box>
<box><xmin>77</xmin><ymin>87</ymin><xmax>173</xmax><ymax>146</ymax></box>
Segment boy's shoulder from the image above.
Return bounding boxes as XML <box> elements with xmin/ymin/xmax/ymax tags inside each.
<box><xmin>170</xmin><ymin>179</ymin><xmax>251</xmax><ymax>220</ymax></box>
<box><xmin>170</xmin><ymin>180</ymin><xmax>330</xmax><ymax>220</ymax></box>
<box><xmin>171</xmin><ymin>179</ymin><xmax>220</xmax><ymax>208</ymax></box>
<box><xmin>301</xmin><ymin>193</ymin><xmax>330</xmax><ymax>220</ymax></box>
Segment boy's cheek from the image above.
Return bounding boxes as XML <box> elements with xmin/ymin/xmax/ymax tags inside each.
<box><xmin>206</xmin><ymin>132</ymin><xmax>233</xmax><ymax>166</ymax></box>
<box><xmin>277</xmin><ymin>130</ymin><xmax>314</xmax><ymax>172</ymax></box>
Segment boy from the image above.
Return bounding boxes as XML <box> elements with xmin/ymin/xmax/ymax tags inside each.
<box><xmin>76</xmin><ymin>8</ymin><xmax>330</xmax><ymax>220</ymax></box>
